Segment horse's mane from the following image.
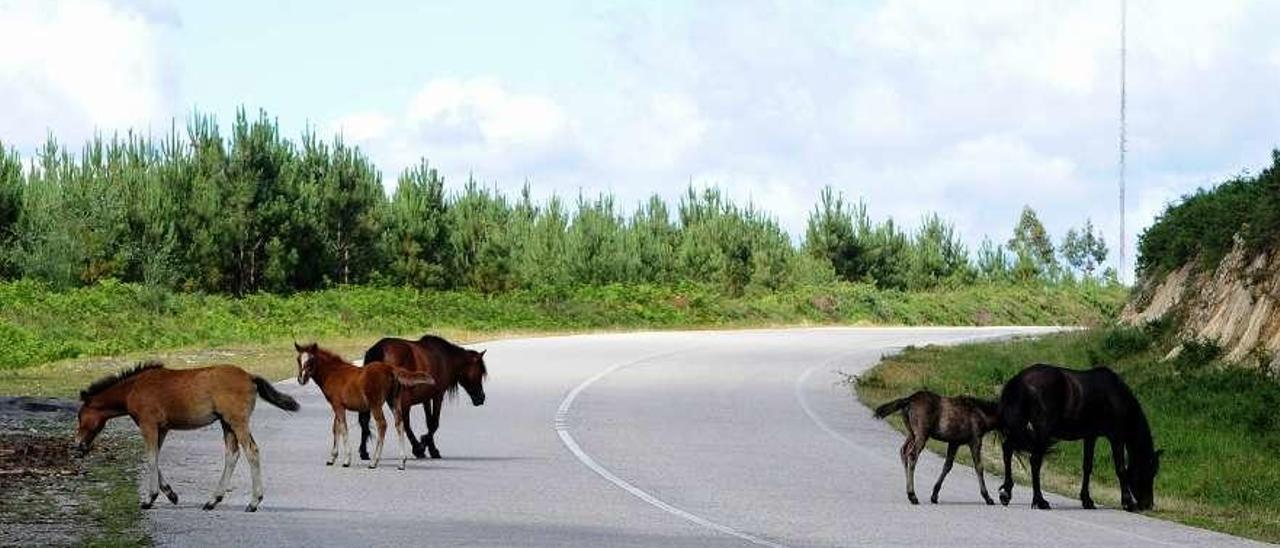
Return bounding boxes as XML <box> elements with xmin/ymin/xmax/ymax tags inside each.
<box><xmin>417</xmin><ymin>335</ymin><xmax>467</xmax><ymax>356</ymax></box>
<box><xmin>304</xmin><ymin>344</ymin><xmax>350</xmax><ymax>366</ymax></box>
<box><xmin>81</xmin><ymin>361</ymin><xmax>165</xmax><ymax>401</ymax></box>
<box><xmin>416</xmin><ymin>334</ymin><xmax>487</xmax><ymax>397</ymax></box>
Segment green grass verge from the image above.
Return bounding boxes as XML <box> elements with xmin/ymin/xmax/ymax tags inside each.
<box><xmin>78</xmin><ymin>435</ymin><xmax>148</xmax><ymax>548</ymax></box>
<box><xmin>855</xmin><ymin>328</ymin><xmax>1280</xmax><ymax>543</ymax></box>
<box><xmin>0</xmin><ymin>279</ymin><xmax>1124</xmax><ymax>373</ymax></box>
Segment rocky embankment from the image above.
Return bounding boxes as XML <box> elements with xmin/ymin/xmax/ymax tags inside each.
<box><xmin>1122</xmin><ymin>237</ymin><xmax>1280</xmax><ymax>370</ymax></box>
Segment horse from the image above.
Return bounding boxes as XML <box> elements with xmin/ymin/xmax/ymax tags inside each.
<box><xmin>873</xmin><ymin>390</ymin><xmax>1000</xmax><ymax>505</ymax></box>
<box><xmin>293</xmin><ymin>342</ymin><xmax>433</xmax><ymax>470</ymax></box>
<box><xmin>996</xmin><ymin>363</ymin><xmax>1162</xmax><ymax>511</ymax></box>
<box><xmin>355</xmin><ymin>335</ymin><xmax>487</xmax><ymax>460</ymax></box>
<box><xmin>74</xmin><ymin>361</ymin><xmax>299</xmax><ymax>512</ymax></box>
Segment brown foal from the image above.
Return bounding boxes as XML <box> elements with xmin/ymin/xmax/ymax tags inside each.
<box><xmin>873</xmin><ymin>390</ymin><xmax>999</xmax><ymax>505</ymax></box>
<box><xmin>294</xmin><ymin>342</ymin><xmax>433</xmax><ymax>470</ymax></box>
<box><xmin>75</xmin><ymin>362</ymin><xmax>299</xmax><ymax>512</ymax></box>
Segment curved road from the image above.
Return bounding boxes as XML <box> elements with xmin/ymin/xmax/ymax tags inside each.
<box><xmin>149</xmin><ymin>328</ymin><xmax>1262</xmax><ymax>547</ymax></box>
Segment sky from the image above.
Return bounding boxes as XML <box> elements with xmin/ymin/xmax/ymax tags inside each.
<box><xmin>2</xmin><ymin>0</ymin><xmax>1279</xmax><ymax>281</ymax></box>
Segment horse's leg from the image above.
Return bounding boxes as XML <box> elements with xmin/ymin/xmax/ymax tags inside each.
<box><xmin>358</xmin><ymin>411</ymin><xmax>372</xmax><ymax>461</ymax></box>
<box><xmin>1109</xmin><ymin>435</ymin><xmax>1135</xmax><ymax>511</ymax></box>
<box><xmin>203</xmin><ymin>422</ymin><xmax>240</xmax><ymax>510</ymax></box>
<box><xmin>230</xmin><ymin>422</ymin><xmax>263</xmax><ymax>512</ymax></box>
<box><xmin>930</xmin><ymin>442</ymin><xmax>959</xmax><ymax>504</ymax></box>
<box><xmin>139</xmin><ymin>422</ymin><xmax>160</xmax><ymax>509</ymax></box>
<box><xmin>401</xmin><ymin>395</ymin><xmax>425</xmax><ymax>459</ymax></box>
<box><xmin>898</xmin><ymin>436</ymin><xmax>913</xmax><ymax>504</ymax></box>
<box><xmin>327</xmin><ymin>410</ymin><xmax>340</xmax><ymax>466</ymax></box>
<box><xmin>998</xmin><ymin>439</ymin><xmax>1015</xmax><ymax>506</ymax></box>
<box><xmin>425</xmin><ymin>395</ymin><xmax>443</xmax><ymax>459</ymax></box>
<box><xmin>339</xmin><ymin>411</ymin><xmax>353</xmax><ymax>468</ymax></box>
<box><xmin>904</xmin><ymin>431</ymin><xmax>926</xmax><ymax>505</ymax></box>
<box><xmin>970</xmin><ymin>437</ymin><xmax>994</xmax><ymax>505</ymax></box>
<box><xmin>1030</xmin><ymin>449</ymin><xmax>1050</xmax><ymax>509</ymax></box>
<box><xmin>155</xmin><ymin>429</ymin><xmax>178</xmax><ymax>505</ymax></box>
<box><xmin>369</xmin><ymin>405</ymin><xmax>388</xmax><ymax>469</ymax></box>
<box><xmin>393</xmin><ymin>405</ymin><xmax>409</xmax><ymax>470</ymax></box>
<box><xmin>1080</xmin><ymin>436</ymin><xmax>1097</xmax><ymax>509</ymax></box>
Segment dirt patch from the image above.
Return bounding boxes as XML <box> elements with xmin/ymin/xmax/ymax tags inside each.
<box><xmin>0</xmin><ymin>397</ymin><xmax>140</xmax><ymax>547</ymax></box>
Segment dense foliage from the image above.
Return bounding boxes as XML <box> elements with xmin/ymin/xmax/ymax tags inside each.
<box><xmin>1137</xmin><ymin>150</ymin><xmax>1280</xmax><ymax>276</ymax></box>
<box><xmin>0</xmin><ymin>109</ymin><xmax>1112</xmax><ymax>296</ymax></box>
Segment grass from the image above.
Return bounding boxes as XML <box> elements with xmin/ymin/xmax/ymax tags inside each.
<box><xmin>0</xmin><ymin>278</ymin><xmax>1124</xmax><ymax>376</ymax></box>
<box><xmin>855</xmin><ymin>327</ymin><xmax>1280</xmax><ymax>543</ymax></box>
<box><xmin>78</xmin><ymin>435</ymin><xmax>148</xmax><ymax>548</ymax></box>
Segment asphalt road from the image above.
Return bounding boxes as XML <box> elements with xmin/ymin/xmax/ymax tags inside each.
<box><xmin>147</xmin><ymin>328</ymin><xmax>1264</xmax><ymax>547</ymax></box>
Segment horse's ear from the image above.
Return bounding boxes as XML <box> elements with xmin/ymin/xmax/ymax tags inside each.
<box><xmin>79</xmin><ymin>390</ymin><xmax>88</xmax><ymax>402</ymax></box>
<box><xmin>479</xmin><ymin>349</ymin><xmax>487</xmax><ymax>358</ymax></box>
<box><xmin>294</xmin><ymin>341</ymin><xmax>303</xmax><ymax>352</ymax></box>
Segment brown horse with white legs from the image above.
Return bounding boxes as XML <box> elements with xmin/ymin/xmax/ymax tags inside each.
<box><xmin>873</xmin><ymin>390</ymin><xmax>1000</xmax><ymax>505</ymax></box>
<box><xmin>74</xmin><ymin>362</ymin><xmax>299</xmax><ymax>512</ymax></box>
<box><xmin>293</xmin><ymin>343</ymin><xmax>433</xmax><ymax>470</ymax></box>
<box><xmin>357</xmin><ymin>335</ymin><xmax>487</xmax><ymax>461</ymax></box>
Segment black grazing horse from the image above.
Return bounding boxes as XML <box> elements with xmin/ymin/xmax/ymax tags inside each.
<box><xmin>356</xmin><ymin>335</ymin><xmax>488</xmax><ymax>460</ymax></box>
<box><xmin>997</xmin><ymin>363</ymin><xmax>1161</xmax><ymax>511</ymax></box>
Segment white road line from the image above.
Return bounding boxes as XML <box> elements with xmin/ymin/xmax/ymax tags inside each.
<box><xmin>794</xmin><ymin>340</ymin><xmax>1181</xmax><ymax>547</ymax></box>
<box><xmin>555</xmin><ymin>348</ymin><xmax>791</xmax><ymax>548</ymax></box>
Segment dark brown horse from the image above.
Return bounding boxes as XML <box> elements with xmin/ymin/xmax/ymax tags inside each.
<box><xmin>357</xmin><ymin>335</ymin><xmax>488</xmax><ymax>460</ymax></box>
<box><xmin>293</xmin><ymin>343</ymin><xmax>433</xmax><ymax>469</ymax></box>
<box><xmin>874</xmin><ymin>390</ymin><xmax>1000</xmax><ymax>505</ymax></box>
<box><xmin>997</xmin><ymin>364</ymin><xmax>1161</xmax><ymax>511</ymax></box>
<box><xmin>75</xmin><ymin>362</ymin><xmax>299</xmax><ymax>512</ymax></box>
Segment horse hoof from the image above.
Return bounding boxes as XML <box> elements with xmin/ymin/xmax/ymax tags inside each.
<box><xmin>1082</xmin><ymin>500</ymin><xmax>1096</xmax><ymax>510</ymax></box>
<box><xmin>140</xmin><ymin>502</ymin><xmax>153</xmax><ymax>510</ymax></box>
<box><xmin>245</xmin><ymin>504</ymin><xmax>258</xmax><ymax>513</ymax></box>
<box><xmin>429</xmin><ymin>451</ymin><xmax>442</xmax><ymax>459</ymax></box>
<box><xmin>342</xmin><ymin>462</ymin><xmax>351</xmax><ymax>468</ymax></box>
<box><xmin>907</xmin><ymin>494</ymin><xmax>919</xmax><ymax>505</ymax></box>
<box><xmin>165</xmin><ymin>492</ymin><xmax>179</xmax><ymax>505</ymax></box>
<box><xmin>999</xmin><ymin>491</ymin><xmax>1011</xmax><ymax>506</ymax></box>
<box><xmin>368</xmin><ymin>464</ymin><xmax>377</xmax><ymax>470</ymax></box>
<box><xmin>984</xmin><ymin>497</ymin><xmax>995</xmax><ymax>506</ymax></box>
<box><xmin>930</xmin><ymin>495</ymin><xmax>939</xmax><ymax>504</ymax></box>
<box><xmin>1032</xmin><ymin>500</ymin><xmax>1051</xmax><ymax>510</ymax></box>
<box><xmin>202</xmin><ymin>501</ymin><xmax>217</xmax><ymax>511</ymax></box>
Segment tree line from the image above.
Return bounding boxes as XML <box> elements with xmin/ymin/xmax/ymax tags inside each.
<box><xmin>0</xmin><ymin>109</ymin><xmax>1113</xmax><ymax>296</ymax></box>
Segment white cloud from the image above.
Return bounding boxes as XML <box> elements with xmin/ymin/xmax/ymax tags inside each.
<box><xmin>0</xmin><ymin>0</ymin><xmax>177</xmax><ymax>150</ymax></box>
<box><xmin>329</xmin><ymin>111</ymin><xmax>393</xmax><ymax>143</ymax></box>
<box><xmin>405</xmin><ymin>79</ymin><xmax>568</xmax><ymax>148</ymax></box>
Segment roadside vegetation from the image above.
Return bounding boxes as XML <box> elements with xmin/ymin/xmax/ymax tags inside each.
<box><xmin>856</xmin><ymin>324</ymin><xmax>1280</xmax><ymax>542</ymax></box>
<box><xmin>1137</xmin><ymin>150</ymin><xmax>1280</xmax><ymax>276</ymax></box>
<box><xmin>0</xmin><ymin>280</ymin><xmax>1123</xmax><ymax>396</ymax></box>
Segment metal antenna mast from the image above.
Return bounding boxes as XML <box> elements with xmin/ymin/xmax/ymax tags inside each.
<box><xmin>1119</xmin><ymin>0</ymin><xmax>1128</xmax><ymax>281</ymax></box>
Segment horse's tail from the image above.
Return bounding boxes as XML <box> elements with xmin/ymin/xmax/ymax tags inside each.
<box><xmin>873</xmin><ymin>396</ymin><xmax>911</xmax><ymax>420</ymax></box>
<box><xmin>253</xmin><ymin>376</ymin><xmax>300</xmax><ymax>412</ymax></box>
<box><xmin>390</xmin><ymin>363</ymin><xmax>434</xmax><ymax>387</ymax></box>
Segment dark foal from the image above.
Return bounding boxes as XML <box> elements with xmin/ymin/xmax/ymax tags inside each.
<box><xmin>874</xmin><ymin>390</ymin><xmax>999</xmax><ymax>505</ymax></box>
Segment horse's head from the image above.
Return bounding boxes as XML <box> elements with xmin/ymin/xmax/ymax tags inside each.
<box><xmin>294</xmin><ymin>341</ymin><xmax>318</xmax><ymax>385</ymax></box>
<box><xmin>73</xmin><ymin>396</ymin><xmax>108</xmax><ymax>457</ymax></box>
<box><xmin>459</xmin><ymin>349</ymin><xmax>488</xmax><ymax>406</ymax></box>
<box><xmin>1128</xmin><ymin>448</ymin><xmax>1162</xmax><ymax>511</ymax></box>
